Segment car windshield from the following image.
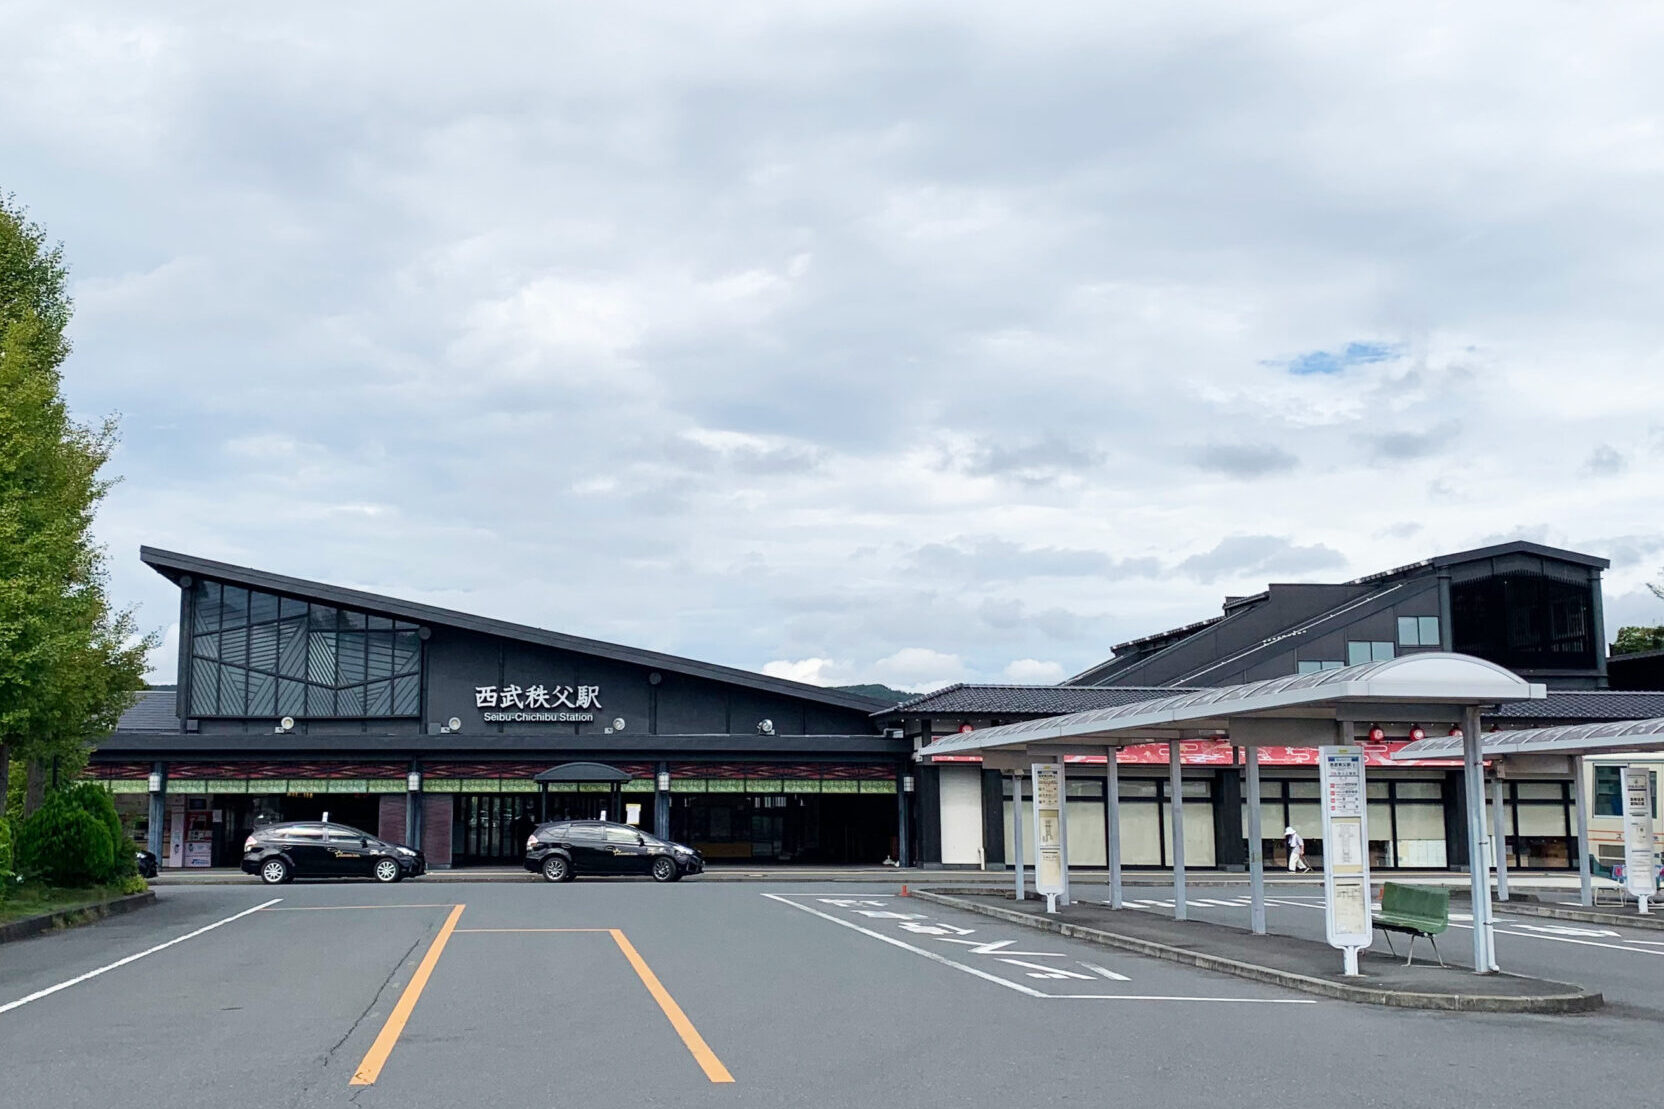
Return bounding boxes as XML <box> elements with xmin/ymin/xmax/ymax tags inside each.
<box><xmin>325</xmin><ymin>824</ymin><xmax>370</xmax><ymax>841</ymax></box>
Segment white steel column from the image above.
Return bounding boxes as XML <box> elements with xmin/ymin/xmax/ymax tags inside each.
<box><xmin>1574</xmin><ymin>755</ymin><xmax>1592</xmax><ymax>907</ymax></box>
<box><xmin>1012</xmin><ymin>769</ymin><xmax>1026</xmax><ymax>901</ymax></box>
<box><xmin>1169</xmin><ymin>740</ymin><xmax>1187</xmax><ymax>922</ymax></box>
<box><xmin>1056</xmin><ymin>756</ymin><xmax>1072</xmax><ymax>908</ymax></box>
<box><xmin>1106</xmin><ymin>746</ymin><xmax>1124</xmax><ymax>910</ymax></box>
<box><xmin>1245</xmin><ymin>745</ymin><xmax>1266</xmax><ymax>935</ymax></box>
<box><xmin>1491</xmin><ymin>772</ymin><xmax>1510</xmax><ymax>902</ymax></box>
<box><xmin>1461</xmin><ymin>706</ymin><xmax>1497</xmax><ymax>973</ymax></box>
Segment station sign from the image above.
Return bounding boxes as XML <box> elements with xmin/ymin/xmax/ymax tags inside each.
<box><xmin>474</xmin><ymin>683</ymin><xmax>601</xmax><ymax>723</ymax></box>
<box><xmin>1031</xmin><ymin>763</ymin><xmax>1066</xmax><ymax>906</ymax></box>
<box><xmin>1320</xmin><ymin>745</ymin><xmax>1372</xmax><ymax>969</ymax></box>
<box><xmin>1621</xmin><ymin>767</ymin><xmax>1657</xmax><ymax>906</ymax></box>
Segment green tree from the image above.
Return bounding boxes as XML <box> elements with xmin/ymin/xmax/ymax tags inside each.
<box><xmin>0</xmin><ymin>195</ymin><xmax>152</xmax><ymax>816</ymax></box>
<box><xmin>1614</xmin><ymin>625</ymin><xmax>1664</xmax><ymax>654</ymax></box>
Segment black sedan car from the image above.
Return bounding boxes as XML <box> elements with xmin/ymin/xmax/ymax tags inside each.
<box><xmin>242</xmin><ymin>821</ymin><xmax>426</xmax><ymax>884</ymax></box>
<box><xmin>135</xmin><ymin>849</ymin><xmax>158</xmax><ymax>878</ymax></box>
<box><xmin>524</xmin><ymin>820</ymin><xmax>702</xmax><ymax>883</ymax></box>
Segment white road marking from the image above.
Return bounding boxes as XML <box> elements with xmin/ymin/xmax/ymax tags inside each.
<box><xmin>1079</xmin><ymin>961</ymin><xmax>1132</xmax><ymax>981</ymax></box>
<box><xmin>763</xmin><ymin>895</ymin><xmax>1318</xmax><ymax>1004</ymax></box>
<box><xmin>0</xmin><ymin>898</ymin><xmax>282</xmax><ymax>1016</ymax></box>
<box><xmin>937</xmin><ymin>938</ymin><xmax>1066</xmax><ymax>957</ymax></box>
<box><xmin>1001</xmin><ymin>958</ymin><xmax>1096</xmax><ymax>980</ymax></box>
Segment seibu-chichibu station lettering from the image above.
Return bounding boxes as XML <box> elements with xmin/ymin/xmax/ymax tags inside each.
<box><xmin>482</xmin><ymin>710</ymin><xmax>595</xmax><ymax>723</ymax></box>
<box><xmin>475</xmin><ymin>683</ymin><xmax>601</xmax><ymax>712</ymax></box>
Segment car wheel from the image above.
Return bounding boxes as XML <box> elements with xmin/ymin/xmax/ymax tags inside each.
<box><xmin>541</xmin><ymin>855</ymin><xmax>572</xmax><ymax>883</ymax></box>
<box><xmin>260</xmin><ymin>858</ymin><xmax>291</xmax><ymax>885</ymax></box>
<box><xmin>373</xmin><ymin>858</ymin><xmax>401</xmax><ymax>883</ymax></box>
<box><xmin>651</xmin><ymin>857</ymin><xmax>678</xmax><ymax>883</ymax></box>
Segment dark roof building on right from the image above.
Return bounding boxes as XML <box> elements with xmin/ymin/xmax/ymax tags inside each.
<box><xmin>1066</xmin><ymin>540</ymin><xmax>1612</xmax><ymax>691</ymax></box>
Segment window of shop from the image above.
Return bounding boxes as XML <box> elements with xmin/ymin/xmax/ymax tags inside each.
<box><xmin>1003</xmin><ymin>774</ymin><xmax>1214</xmax><ymax>868</ymax></box>
<box><xmin>1594</xmin><ymin>765</ymin><xmax>1657</xmax><ymax>816</ymax></box>
<box><xmin>1397</xmin><ymin>615</ymin><xmax>1441</xmax><ymax>646</ymax></box>
<box><xmin>1487</xmin><ymin>780</ymin><xmax>1576</xmax><ymax>869</ymax></box>
<box><xmin>1249</xmin><ymin>776</ymin><xmax>1446</xmax><ymax>869</ymax></box>
<box><xmin>188</xmin><ymin>579</ymin><xmax>423</xmax><ymax>718</ymax></box>
<box><xmin>1346</xmin><ymin>640</ymin><xmax>1395</xmax><ymax>666</ymax></box>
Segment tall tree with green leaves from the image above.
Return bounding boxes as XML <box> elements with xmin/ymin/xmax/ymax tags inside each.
<box><xmin>0</xmin><ymin>195</ymin><xmax>151</xmax><ymax>816</ymax></box>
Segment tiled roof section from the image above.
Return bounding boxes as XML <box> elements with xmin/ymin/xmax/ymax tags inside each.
<box><xmin>878</xmin><ymin>684</ymin><xmax>1194</xmax><ymax>718</ymax></box>
<box><xmin>117</xmin><ymin>689</ymin><xmax>180</xmax><ymax>732</ymax></box>
<box><xmin>1490</xmin><ymin>691</ymin><xmax>1664</xmax><ymax>721</ymax></box>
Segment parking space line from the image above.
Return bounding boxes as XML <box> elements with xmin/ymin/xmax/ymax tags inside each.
<box><xmin>349</xmin><ymin>903</ymin><xmax>465</xmax><ymax>1087</ymax></box>
<box><xmin>453</xmin><ymin>928</ymin><xmax>609</xmax><ymax>933</ymax></box>
<box><xmin>609</xmin><ymin>930</ymin><xmax>734</xmax><ymax>1084</ymax></box>
<box><xmin>267</xmin><ymin>904</ymin><xmax>458</xmax><ymax>911</ymax></box>
<box><xmin>0</xmin><ymin>898</ymin><xmax>282</xmax><ymax>1017</ymax></box>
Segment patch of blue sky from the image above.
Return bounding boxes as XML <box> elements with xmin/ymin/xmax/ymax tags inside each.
<box><xmin>1282</xmin><ymin>340</ymin><xmax>1403</xmax><ymax>376</ymax></box>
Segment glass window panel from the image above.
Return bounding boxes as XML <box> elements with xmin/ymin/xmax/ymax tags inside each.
<box><xmin>248</xmin><ymin>623</ymin><xmax>278</xmax><ymax>672</ymax></box>
<box><xmin>1162</xmin><ymin>799</ymin><xmax>1216</xmax><ymax>865</ymax></box>
<box><xmin>1395</xmin><ymin>803</ymin><xmax>1447</xmax><ymax>866</ymax></box>
<box><xmin>248</xmin><ymin>589</ymin><xmax>280</xmax><ymax>625</ymax></box>
<box><xmin>1517</xmin><ymin>803</ymin><xmax>1569</xmax><ymax>836</ymax></box>
<box><xmin>1261</xmin><ymin>780</ymin><xmax>1286</xmax><ymax>800</ymax></box>
<box><xmin>337</xmin><ymin>685</ymin><xmax>365</xmax><ymax>716</ymax></box>
<box><xmin>220</xmin><ymin>626</ymin><xmax>247</xmax><ymax>667</ymax></box>
<box><xmin>1118</xmin><ymin>778</ymin><xmax>1159</xmax><ymax>798</ymax></box>
<box><xmin>192</xmin><ymin>631</ymin><xmax>218</xmax><ymax>660</ymax></box>
<box><xmin>1181</xmin><ymin>779</ymin><xmax>1210</xmax><ymax>798</ymax></box>
<box><xmin>366</xmin><ymin>633</ymin><xmax>395</xmax><ymax>680</ymax></box>
<box><xmin>340</xmin><ymin>609</ymin><xmax>367</xmax><ymax>630</ymax></box>
<box><xmin>1594</xmin><ymin>766</ymin><xmax>1623</xmax><ymax>816</ymax></box>
<box><xmin>277</xmin><ymin>619</ymin><xmax>307</xmax><ymax>678</ymax></box>
<box><xmin>247</xmin><ymin>671</ymin><xmax>277</xmax><ymax>717</ymax></box>
<box><xmin>308</xmin><ymin>604</ymin><xmax>338</xmax><ymax>631</ymax></box>
<box><xmin>1065</xmin><ymin>780</ymin><xmax>1104</xmax><ymax>799</ymax></box>
<box><xmin>277</xmin><ymin>679</ymin><xmax>306</xmax><ymax>717</ymax></box>
<box><xmin>1347</xmin><ymin>641</ymin><xmax>1371</xmax><ymax>666</ymax></box>
<box><xmin>338</xmin><ymin>632</ymin><xmax>367</xmax><ymax>684</ymax></box>
<box><xmin>1120</xmin><ymin>804</ymin><xmax>1163</xmax><ymax>865</ymax></box>
<box><xmin>307</xmin><ymin>685</ymin><xmax>335</xmax><ymax>717</ymax></box>
<box><xmin>1371</xmin><ymin>641</ymin><xmax>1395</xmax><ymax>662</ymax></box>
<box><xmin>1286</xmin><ymin>802</ymin><xmax>1322</xmax><ymax>844</ymax></box>
<box><xmin>1321</xmin><ymin>660</ymin><xmax>1344</xmax><ymax>670</ymax></box>
<box><xmin>394</xmin><ymin>620</ymin><xmax>419</xmax><ymax>630</ymax></box>
<box><xmin>365</xmin><ymin>680</ymin><xmax>393</xmax><ymax>716</ymax></box>
<box><xmin>393</xmin><ymin>674</ymin><xmax>421</xmax><ymax>716</ymax></box>
<box><xmin>190</xmin><ymin>658</ymin><xmax>220</xmax><ymax>715</ymax></box>
<box><xmin>1398</xmin><ymin>617</ymin><xmax>1419</xmax><ymax>646</ymax></box>
<box><xmin>1514</xmin><ymin>782</ymin><xmax>1565</xmax><ymax>800</ymax></box>
<box><xmin>1289</xmin><ymin>781</ymin><xmax>1320</xmax><ymax>798</ymax></box>
<box><xmin>367</xmin><ymin>614</ymin><xmax>392</xmax><ymax>630</ymax></box>
<box><xmin>192</xmin><ymin>580</ymin><xmax>220</xmax><ymax>633</ymax></box>
<box><xmin>307</xmin><ymin>632</ymin><xmax>338</xmax><ymax>686</ymax></box>
<box><xmin>218</xmin><ymin>665</ymin><xmax>246</xmax><ymax>716</ymax></box>
<box><xmin>393</xmin><ymin>631</ymin><xmax>421</xmax><ymax>675</ymax></box>
<box><xmin>279</xmin><ymin>595</ymin><xmax>308</xmax><ymax>618</ymax></box>
<box><xmin>1395</xmin><ymin>780</ymin><xmax>1443</xmax><ymax>800</ymax></box>
<box><xmin>1064</xmin><ymin>799</ymin><xmax>1107</xmax><ymax>866</ymax></box>
<box><xmin>1297</xmin><ymin>660</ymin><xmax>1323</xmax><ymax>675</ymax></box>
<box><xmin>220</xmin><ymin>585</ymin><xmax>248</xmax><ymax>630</ymax></box>
<box><xmin>1367</xmin><ymin>782</ymin><xmax>1390</xmax><ymax>798</ymax></box>
<box><xmin>1419</xmin><ymin>616</ymin><xmax>1440</xmax><ymax>646</ymax></box>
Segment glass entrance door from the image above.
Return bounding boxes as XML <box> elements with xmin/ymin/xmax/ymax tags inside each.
<box><xmin>455</xmin><ymin>794</ymin><xmax>539</xmax><ymax>866</ymax></box>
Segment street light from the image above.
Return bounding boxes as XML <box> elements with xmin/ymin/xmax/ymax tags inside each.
<box><xmin>656</xmin><ymin>770</ymin><xmax>671</xmax><ymax>792</ymax></box>
<box><xmin>407</xmin><ymin>771</ymin><xmax>422</xmax><ymax>792</ymax></box>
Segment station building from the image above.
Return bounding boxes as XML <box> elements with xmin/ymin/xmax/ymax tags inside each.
<box><xmin>883</xmin><ymin>541</ymin><xmax>1664</xmax><ymax>874</ymax></box>
<box><xmin>100</xmin><ymin>549</ymin><xmax>903</xmax><ymax>869</ymax></box>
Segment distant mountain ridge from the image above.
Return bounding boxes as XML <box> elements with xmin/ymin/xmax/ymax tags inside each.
<box><xmin>832</xmin><ymin>683</ymin><xmax>920</xmax><ymax>704</ymax></box>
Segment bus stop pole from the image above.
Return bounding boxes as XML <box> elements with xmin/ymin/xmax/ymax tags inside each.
<box><xmin>1055</xmin><ymin>756</ymin><xmax>1071</xmax><ymax>908</ymax></box>
<box><xmin>1461</xmin><ymin>706</ymin><xmax>1497</xmax><ymax>973</ymax></box>
<box><xmin>1491</xmin><ymin>772</ymin><xmax>1510</xmax><ymax>902</ymax></box>
<box><xmin>1169</xmin><ymin>740</ymin><xmax>1187</xmax><ymax>922</ymax></box>
<box><xmin>1574</xmin><ymin>755</ymin><xmax>1592</xmax><ymax>907</ymax></box>
<box><xmin>1106</xmin><ymin>746</ymin><xmax>1123</xmax><ymax>910</ymax></box>
<box><xmin>1245</xmin><ymin>744</ymin><xmax>1266</xmax><ymax>935</ymax></box>
<box><xmin>1012</xmin><ymin>769</ymin><xmax>1026</xmax><ymax>902</ymax></box>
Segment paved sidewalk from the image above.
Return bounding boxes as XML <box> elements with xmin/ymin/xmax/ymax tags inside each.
<box><xmin>912</xmin><ymin>887</ymin><xmax>1604</xmax><ymax>1013</ymax></box>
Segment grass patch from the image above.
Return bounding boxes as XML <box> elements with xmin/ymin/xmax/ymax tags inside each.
<box><xmin>0</xmin><ymin>880</ymin><xmax>146</xmax><ymax>926</ymax></box>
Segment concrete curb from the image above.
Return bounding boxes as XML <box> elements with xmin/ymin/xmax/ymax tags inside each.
<box><xmin>1491</xmin><ymin>900</ymin><xmax>1664</xmax><ymax>931</ymax></box>
<box><xmin>0</xmin><ymin>890</ymin><xmax>158</xmax><ymax>945</ymax></box>
<box><xmin>912</xmin><ymin>888</ymin><xmax>1603</xmax><ymax>1014</ymax></box>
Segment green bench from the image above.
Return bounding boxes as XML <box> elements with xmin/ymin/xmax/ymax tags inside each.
<box><xmin>1373</xmin><ymin>882</ymin><xmax>1450</xmax><ymax>967</ymax></box>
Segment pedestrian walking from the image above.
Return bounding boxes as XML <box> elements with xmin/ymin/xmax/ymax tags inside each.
<box><xmin>1285</xmin><ymin>825</ymin><xmax>1311</xmax><ymax>872</ymax></box>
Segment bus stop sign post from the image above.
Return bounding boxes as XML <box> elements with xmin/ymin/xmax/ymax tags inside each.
<box><xmin>1032</xmin><ymin>762</ymin><xmax>1066</xmax><ymax>914</ymax></box>
<box><xmin>1622</xmin><ymin>766</ymin><xmax>1657</xmax><ymax>914</ymax></box>
<box><xmin>1320</xmin><ymin>744</ymin><xmax>1372</xmax><ymax>976</ymax></box>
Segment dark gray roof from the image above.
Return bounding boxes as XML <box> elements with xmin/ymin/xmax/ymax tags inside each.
<box><xmin>1353</xmin><ymin>540</ymin><xmax>1609</xmax><ymax>585</ymax></box>
<box><xmin>139</xmin><ymin>547</ymin><xmax>887</xmax><ymax>713</ymax></box>
<box><xmin>1489</xmin><ymin>691</ymin><xmax>1664</xmax><ymax>721</ymax></box>
<box><xmin>878</xmin><ymin>684</ymin><xmax>1193</xmax><ymax>718</ymax></box>
<box><xmin>117</xmin><ymin>689</ymin><xmax>180</xmax><ymax>733</ymax></box>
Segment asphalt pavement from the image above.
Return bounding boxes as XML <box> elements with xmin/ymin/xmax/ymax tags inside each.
<box><xmin>2</xmin><ymin>876</ymin><xmax>1659</xmax><ymax>1108</ymax></box>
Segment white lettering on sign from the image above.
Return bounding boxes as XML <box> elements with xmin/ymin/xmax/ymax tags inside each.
<box><xmin>475</xmin><ymin>684</ymin><xmax>602</xmax><ymax>715</ymax></box>
<box><xmin>1622</xmin><ymin>767</ymin><xmax>1657</xmax><ymax>899</ymax></box>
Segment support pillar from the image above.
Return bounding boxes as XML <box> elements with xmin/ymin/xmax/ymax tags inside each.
<box><xmin>1491</xmin><ymin>772</ymin><xmax>1510</xmax><ymax>902</ymax></box>
<box><xmin>1245</xmin><ymin>744</ymin><xmax>1266</xmax><ymax>935</ymax></box>
<box><xmin>1574</xmin><ymin>755</ymin><xmax>1592</xmax><ymax>907</ymax></box>
<box><xmin>539</xmin><ymin>782</ymin><xmax>549</xmax><ymax>822</ymax></box>
<box><xmin>405</xmin><ymin>762</ymin><xmax>422</xmax><ymax>846</ymax></box>
<box><xmin>1105</xmin><ymin>747</ymin><xmax>1123</xmax><ymax>910</ymax></box>
<box><xmin>147</xmin><ymin>762</ymin><xmax>166</xmax><ymax>860</ymax></box>
<box><xmin>1012</xmin><ymin>769</ymin><xmax>1026</xmax><ymax>901</ymax></box>
<box><xmin>1169</xmin><ymin>740</ymin><xmax>1186</xmax><ymax>922</ymax></box>
<box><xmin>654</xmin><ymin>762</ymin><xmax>671</xmax><ymax>839</ymax></box>
<box><xmin>1055</xmin><ymin>756</ymin><xmax>1070</xmax><ymax>908</ymax></box>
<box><xmin>898</xmin><ymin>765</ymin><xmax>912</xmax><ymax>868</ymax></box>
<box><xmin>1461</xmin><ymin>706</ymin><xmax>1498</xmax><ymax>973</ymax></box>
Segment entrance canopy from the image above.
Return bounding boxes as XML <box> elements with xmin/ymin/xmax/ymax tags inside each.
<box><xmin>917</xmin><ymin>653</ymin><xmax>1545</xmax><ymax>762</ymax></box>
<box><xmin>1394</xmin><ymin>717</ymin><xmax>1664</xmax><ymax>760</ymax></box>
<box><xmin>534</xmin><ymin>761</ymin><xmax>631</xmax><ymax>783</ymax></box>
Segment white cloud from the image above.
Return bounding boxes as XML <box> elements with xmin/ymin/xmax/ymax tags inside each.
<box><xmin>1002</xmin><ymin>658</ymin><xmax>1065</xmax><ymax>684</ymax></box>
<box><xmin>870</xmin><ymin>648</ymin><xmax>966</xmax><ymax>693</ymax></box>
<box><xmin>761</xmin><ymin>657</ymin><xmax>850</xmax><ymax>686</ymax></box>
<box><xmin>144</xmin><ymin>622</ymin><xmax>179</xmax><ymax>684</ymax></box>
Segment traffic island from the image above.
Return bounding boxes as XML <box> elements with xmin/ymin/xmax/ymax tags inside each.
<box><xmin>0</xmin><ymin>890</ymin><xmax>158</xmax><ymax>945</ymax></box>
<box><xmin>912</xmin><ymin>888</ymin><xmax>1603</xmax><ymax>1014</ymax></box>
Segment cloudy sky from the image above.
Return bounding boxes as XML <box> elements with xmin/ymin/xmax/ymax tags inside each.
<box><xmin>4</xmin><ymin>2</ymin><xmax>1663</xmax><ymax>692</ymax></box>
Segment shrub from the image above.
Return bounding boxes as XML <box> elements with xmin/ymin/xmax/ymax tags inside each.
<box><xmin>0</xmin><ymin>816</ymin><xmax>13</xmax><ymax>899</ymax></box>
<box><xmin>60</xmin><ymin>782</ymin><xmax>135</xmax><ymax>881</ymax></box>
<box><xmin>16</xmin><ymin>794</ymin><xmax>115</xmax><ymax>888</ymax></box>
<box><xmin>117</xmin><ymin>874</ymin><xmax>149</xmax><ymax>896</ymax></box>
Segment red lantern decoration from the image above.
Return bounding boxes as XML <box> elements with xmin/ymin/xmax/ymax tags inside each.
<box><xmin>1448</xmin><ymin>725</ymin><xmax>1463</xmax><ymax>738</ymax></box>
<box><xmin>1408</xmin><ymin>725</ymin><xmax>1425</xmax><ymax>742</ymax></box>
<box><xmin>1368</xmin><ymin>725</ymin><xmax>1386</xmax><ymax>743</ymax></box>
<box><xmin>958</xmin><ymin>723</ymin><xmax>975</xmax><ymax>734</ymax></box>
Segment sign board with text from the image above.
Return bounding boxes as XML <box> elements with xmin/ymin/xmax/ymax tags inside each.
<box><xmin>1320</xmin><ymin>746</ymin><xmax>1372</xmax><ymax>952</ymax></box>
<box><xmin>1622</xmin><ymin>767</ymin><xmax>1657</xmax><ymax>901</ymax></box>
<box><xmin>1030</xmin><ymin>763</ymin><xmax>1065</xmax><ymax>897</ymax></box>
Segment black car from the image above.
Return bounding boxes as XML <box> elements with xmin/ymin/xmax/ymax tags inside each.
<box><xmin>524</xmin><ymin>820</ymin><xmax>703</xmax><ymax>883</ymax></box>
<box><xmin>241</xmin><ymin>821</ymin><xmax>426</xmax><ymax>884</ymax></box>
<box><xmin>135</xmin><ymin>849</ymin><xmax>158</xmax><ymax>878</ymax></box>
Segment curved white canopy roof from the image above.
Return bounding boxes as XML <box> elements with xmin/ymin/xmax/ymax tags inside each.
<box><xmin>1394</xmin><ymin>716</ymin><xmax>1664</xmax><ymax>761</ymax></box>
<box><xmin>918</xmin><ymin>653</ymin><xmax>1544</xmax><ymax>758</ymax></box>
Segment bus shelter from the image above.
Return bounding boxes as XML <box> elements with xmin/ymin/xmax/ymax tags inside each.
<box><xmin>1395</xmin><ymin>717</ymin><xmax>1664</xmax><ymax>909</ymax></box>
<box><xmin>916</xmin><ymin>653</ymin><xmax>1545</xmax><ymax>975</ymax></box>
